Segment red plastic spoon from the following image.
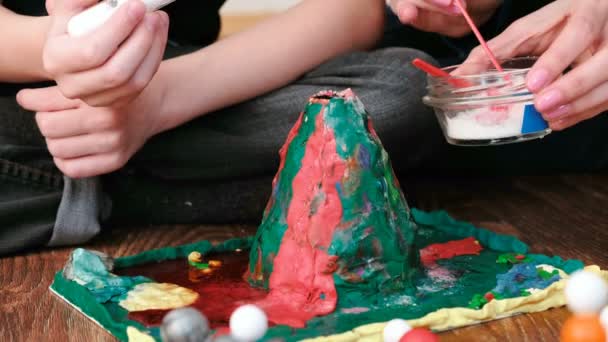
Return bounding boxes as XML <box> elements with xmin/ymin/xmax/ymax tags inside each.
<box><xmin>412</xmin><ymin>58</ymin><xmax>472</xmax><ymax>88</ymax></box>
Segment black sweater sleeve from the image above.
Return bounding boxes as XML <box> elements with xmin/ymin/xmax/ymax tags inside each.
<box><xmin>509</xmin><ymin>0</ymin><xmax>555</xmax><ymax>22</ymax></box>
<box><xmin>163</xmin><ymin>0</ymin><xmax>227</xmax><ymax>47</ymax></box>
<box><xmin>2</xmin><ymin>0</ymin><xmax>47</xmax><ymax>16</ymax></box>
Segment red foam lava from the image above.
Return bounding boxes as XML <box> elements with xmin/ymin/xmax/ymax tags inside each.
<box><xmin>116</xmin><ymin>251</ymin><xmax>268</xmax><ymax>329</ymax></box>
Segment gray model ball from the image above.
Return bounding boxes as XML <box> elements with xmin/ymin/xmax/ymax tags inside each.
<box><xmin>161</xmin><ymin>307</ymin><xmax>210</xmax><ymax>342</ymax></box>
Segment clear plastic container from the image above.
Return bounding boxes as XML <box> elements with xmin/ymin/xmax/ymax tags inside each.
<box><xmin>422</xmin><ymin>57</ymin><xmax>551</xmax><ymax>146</ymax></box>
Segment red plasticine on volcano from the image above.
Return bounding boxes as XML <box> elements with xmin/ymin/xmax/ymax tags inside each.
<box><xmin>253</xmin><ymin>108</ymin><xmax>345</xmax><ymax>327</ymax></box>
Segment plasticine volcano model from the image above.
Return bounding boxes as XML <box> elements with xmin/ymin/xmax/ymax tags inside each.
<box><xmin>247</xmin><ymin>89</ymin><xmax>418</xmax><ymax>327</ymax></box>
<box><xmin>50</xmin><ymin>89</ymin><xmax>608</xmax><ymax>342</ymax></box>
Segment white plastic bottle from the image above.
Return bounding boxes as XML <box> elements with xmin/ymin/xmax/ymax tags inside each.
<box><xmin>67</xmin><ymin>0</ymin><xmax>176</xmax><ymax>37</ymax></box>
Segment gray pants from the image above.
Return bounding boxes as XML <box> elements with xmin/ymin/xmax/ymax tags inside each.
<box><xmin>0</xmin><ymin>47</ymin><xmax>444</xmax><ymax>255</ymax></box>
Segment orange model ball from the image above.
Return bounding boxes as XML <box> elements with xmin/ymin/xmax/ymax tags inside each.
<box><xmin>560</xmin><ymin>315</ymin><xmax>606</xmax><ymax>342</ymax></box>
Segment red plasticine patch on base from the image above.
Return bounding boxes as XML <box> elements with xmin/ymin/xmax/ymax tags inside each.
<box><xmin>420</xmin><ymin>237</ymin><xmax>483</xmax><ymax>267</ymax></box>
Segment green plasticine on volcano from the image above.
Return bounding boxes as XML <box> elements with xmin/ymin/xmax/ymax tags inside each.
<box><xmin>324</xmin><ymin>92</ymin><xmax>417</xmax><ymax>291</ymax></box>
<box><xmin>247</xmin><ymin>90</ymin><xmax>418</xmax><ymax>309</ymax></box>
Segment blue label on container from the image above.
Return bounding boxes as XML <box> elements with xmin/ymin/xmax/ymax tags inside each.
<box><xmin>521</xmin><ymin>104</ymin><xmax>548</xmax><ymax>134</ymax></box>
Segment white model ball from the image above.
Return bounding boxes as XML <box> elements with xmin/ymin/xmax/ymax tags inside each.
<box><xmin>565</xmin><ymin>270</ymin><xmax>608</xmax><ymax>314</ymax></box>
<box><xmin>600</xmin><ymin>306</ymin><xmax>608</xmax><ymax>330</ymax></box>
<box><xmin>229</xmin><ymin>304</ymin><xmax>268</xmax><ymax>342</ymax></box>
<box><xmin>383</xmin><ymin>319</ymin><xmax>412</xmax><ymax>342</ymax></box>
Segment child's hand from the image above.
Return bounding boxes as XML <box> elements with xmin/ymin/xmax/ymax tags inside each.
<box><xmin>388</xmin><ymin>0</ymin><xmax>500</xmax><ymax>38</ymax></box>
<box><xmin>46</xmin><ymin>0</ymin><xmax>56</xmax><ymax>14</ymax></box>
<box><xmin>43</xmin><ymin>0</ymin><xmax>168</xmax><ymax>108</ymax></box>
<box><xmin>16</xmin><ymin>80</ymin><xmax>166</xmax><ymax>178</ymax></box>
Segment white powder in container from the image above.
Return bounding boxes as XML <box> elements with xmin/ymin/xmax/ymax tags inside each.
<box><xmin>422</xmin><ymin>58</ymin><xmax>552</xmax><ymax>145</ymax></box>
<box><xmin>444</xmin><ymin>102</ymin><xmax>530</xmax><ymax>140</ymax></box>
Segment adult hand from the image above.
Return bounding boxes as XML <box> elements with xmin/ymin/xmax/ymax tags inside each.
<box><xmin>43</xmin><ymin>0</ymin><xmax>169</xmax><ymax>108</ymax></box>
<box><xmin>388</xmin><ymin>0</ymin><xmax>501</xmax><ymax>38</ymax></box>
<box><xmin>16</xmin><ymin>78</ymin><xmax>167</xmax><ymax>178</ymax></box>
<box><xmin>456</xmin><ymin>0</ymin><xmax>608</xmax><ymax>130</ymax></box>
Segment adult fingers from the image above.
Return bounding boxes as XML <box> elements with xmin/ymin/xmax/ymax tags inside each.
<box><xmin>54</xmin><ymin>152</ymin><xmax>128</xmax><ymax>178</ymax></box>
<box><xmin>35</xmin><ymin>107</ymin><xmax>123</xmax><ymax>139</ymax></box>
<box><xmin>390</xmin><ymin>0</ymin><xmax>461</xmax><ymax>23</ymax></box>
<box><xmin>453</xmin><ymin>1</ymin><xmax>570</xmax><ymax>76</ymax></box>
<box><xmin>411</xmin><ymin>8</ymin><xmax>471</xmax><ymax>37</ymax></box>
<box><xmin>392</xmin><ymin>1</ymin><xmax>419</xmax><ymax>23</ymax></box>
<box><xmin>44</xmin><ymin>0</ymin><xmax>146</xmax><ymax>74</ymax></box>
<box><xmin>549</xmin><ymin>101</ymin><xmax>608</xmax><ymax>131</ymax></box>
<box><xmin>535</xmin><ymin>48</ymin><xmax>608</xmax><ymax>113</ymax></box>
<box><xmin>16</xmin><ymin>87</ymin><xmax>81</xmax><ymax>112</ymax></box>
<box><xmin>410</xmin><ymin>0</ymin><xmax>463</xmax><ymax>15</ymax></box>
<box><xmin>57</xmin><ymin>12</ymin><xmax>160</xmax><ymax>101</ymax></box>
<box><xmin>527</xmin><ymin>1</ymin><xmax>608</xmax><ymax>92</ymax></box>
<box><xmin>430</xmin><ymin>0</ymin><xmax>456</xmax><ymax>7</ymax></box>
<box><xmin>543</xmin><ymin>80</ymin><xmax>608</xmax><ymax>123</ymax></box>
<box><xmin>410</xmin><ymin>0</ymin><xmax>463</xmax><ymax>16</ymax></box>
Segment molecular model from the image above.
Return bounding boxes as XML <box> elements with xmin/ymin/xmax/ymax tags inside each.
<box><xmin>561</xmin><ymin>270</ymin><xmax>608</xmax><ymax>342</ymax></box>
<box><xmin>161</xmin><ymin>304</ymin><xmax>268</xmax><ymax>342</ymax></box>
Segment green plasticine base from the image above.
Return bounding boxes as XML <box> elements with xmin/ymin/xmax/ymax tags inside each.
<box><xmin>50</xmin><ymin>91</ymin><xmax>584</xmax><ymax>341</ymax></box>
<box><xmin>50</xmin><ymin>210</ymin><xmax>584</xmax><ymax>342</ymax></box>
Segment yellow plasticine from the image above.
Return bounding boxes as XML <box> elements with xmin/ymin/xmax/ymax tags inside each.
<box><xmin>120</xmin><ymin>283</ymin><xmax>199</xmax><ymax>312</ymax></box>
<box><xmin>302</xmin><ymin>266</ymin><xmax>608</xmax><ymax>342</ymax></box>
<box><xmin>126</xmin><ymin>326</ymin><xmax>155</xmax><ymax>342</ymax></box>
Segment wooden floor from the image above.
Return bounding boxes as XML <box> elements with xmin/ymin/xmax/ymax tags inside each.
<box><xmin>1</xmin><ymin>173</ymin><xmax>607</xmax><ymax>341</ymax></box>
